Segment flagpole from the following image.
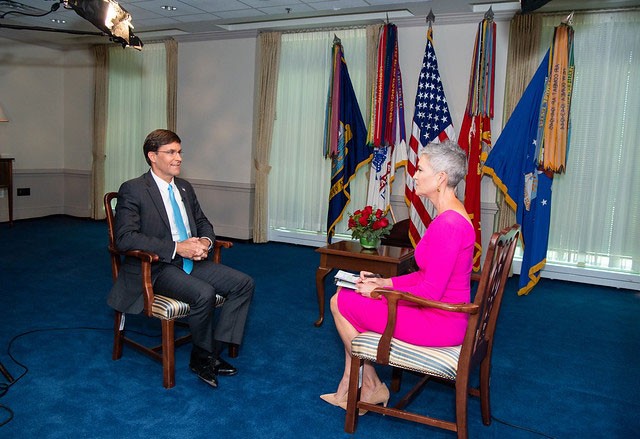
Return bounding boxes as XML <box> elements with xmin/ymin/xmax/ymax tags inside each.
<box><xmin>389</xmin><ymin>205</ymin><xmax>397</xmax><ymax>224</ymax></box>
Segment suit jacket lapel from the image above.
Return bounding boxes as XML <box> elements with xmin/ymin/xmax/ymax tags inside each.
<box><xmin>143</xmin><ymin>171</ymin><xmax>172</xmax><ymax>232</ymax></box>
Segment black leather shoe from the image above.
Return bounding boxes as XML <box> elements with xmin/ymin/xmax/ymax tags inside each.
<box><xmin>189</xmin><ymin>358</ymin><xmax>218</xmax><ymax>388</ymax></box>
<box><xmin>213</xmin><ymin>357</ymin><xmax>238</xmax><ymax>376</ymax></box>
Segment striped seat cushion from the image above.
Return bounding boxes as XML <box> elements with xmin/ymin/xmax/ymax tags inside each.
<box><xmin>151</xmin><ymin>294</ymin><xmax>226</xmax><ymax>320</ymax></box>
<box><xmin>351</xmin><ymin>332</ymin><xmax>461</xmax><ymax>381</ymax></box>
<box><xmin>152</xmin><ymin>295</ymin><xmax>190</xmax><ymax>319</ymax></box>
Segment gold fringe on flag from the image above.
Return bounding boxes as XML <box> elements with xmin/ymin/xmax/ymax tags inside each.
<box><xmin>537</xmin><ymin>22</ymin><xmax>575</xmax><ymax>173</ymax></box>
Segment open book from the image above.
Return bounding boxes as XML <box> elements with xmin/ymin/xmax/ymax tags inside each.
<box><xmin>334</xmin><ymin>270</ymin><xmax>360</xmax><ymax>289</ymax></box>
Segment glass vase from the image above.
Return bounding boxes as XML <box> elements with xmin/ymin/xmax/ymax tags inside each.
<box><xmin>359</xmin><ymin>236</ymin><xmax>380</xmax><ymax>249</ymax></box>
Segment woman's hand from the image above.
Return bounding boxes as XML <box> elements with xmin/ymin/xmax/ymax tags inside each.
<box><xmin>355</xmin><ymin>271</ymin><xmax>392</xmax><ymax>298</ymax></box>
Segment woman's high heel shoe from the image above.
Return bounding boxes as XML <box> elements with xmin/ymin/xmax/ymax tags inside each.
<box><xmin>338</xmin><ymin>383</ymin><xmax>390</xmax><ymax>415</ymax></box>
<box><xmin>320</xmin><ymin>392</ymin><xmax>348</xmax><ymax>408</ymax></box>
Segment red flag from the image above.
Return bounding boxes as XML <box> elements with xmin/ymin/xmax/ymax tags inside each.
<box><xmin>405</xmin><ymin>27</ymin><xmax>455</xmax><ymax>247</ymax></box>
<box><xmin>459</xmin><ymin>114</ymin><xmax>491</xmax><ymax>271</ymax></box>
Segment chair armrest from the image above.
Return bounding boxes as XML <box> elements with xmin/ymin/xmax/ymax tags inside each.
<box><xmin>369</xmin><ymin>288</ymin><xmax>479</xmax><ymax>364</ymax></box>
<box><xmin>215</xmin><ymin>239</ymin><xmax>233</xmax><ymax>249</ymax></box>
<box><xmin>370</xmin><ymin>288</ymin><xmax>479</xmax><ymax>314</ymax></box>
<box><xmin>108</xmin><ymin>244</ymin><xmax>159</xmax><ymax>317</ymax></box>
<box><xmin>124</xmin><ymin>249</ymin><xmax>160</xmax><ymax>263</ymax></box>
<box><xmin>211</xmin><ymin>239</ymin><xmax>233</xmax><ymax>264</ymax></box>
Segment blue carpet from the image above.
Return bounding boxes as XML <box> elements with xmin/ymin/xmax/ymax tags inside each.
<box><xmin>1</xmin><ymin>216</ymin><xmax>639</xmax><ymax>438</ymax></box>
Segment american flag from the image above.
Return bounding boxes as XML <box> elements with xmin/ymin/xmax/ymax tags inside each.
<box><xmin>405</xmin><ymin>27</ymin><xmax>456</xmax><ymax>246</ymax></box>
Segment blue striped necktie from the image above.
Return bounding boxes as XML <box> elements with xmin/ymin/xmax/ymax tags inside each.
<box><xmin>168</xmin><ymin>184</ymin><xmax>193</xmax><ymax>274</ymax></box>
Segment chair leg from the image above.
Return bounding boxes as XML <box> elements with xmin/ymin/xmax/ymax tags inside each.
<box><xmin>228</xmin><ymin>343</ymin><xmax>239</xmax><ymax>358</ymax></box>
<box><xmin>112</xmin><ymin>311</ymin><xmax>124</xmax><ymax>360</ymax></box>
<box><xmin>479</xmin><ymin>359</ymin><xmax>492</xmax><ymax>425</ymax></box>
<box><xmin>344</xmin><ymin>356</ymin><xmax>363</xmax><ymax>433</ymax></box>
<box><xmin>161</xmin><ymin>319</ymin><xmax>176</xmax><ymax>389</ymax></box>
<box><xmin>391</xmin><ymin>366</ymin><xmax>403</xmax><ymax>392</ymax></box>
<box><xmin>455</xmin><ymin>378</ymin><xmax>469</xmax><ymax>439</ymax></box>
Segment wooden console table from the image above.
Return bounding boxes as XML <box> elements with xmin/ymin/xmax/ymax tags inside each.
<box><xmin>0</xmin><ymin>158</ymin><xmax>14</xmax><ymax>226</ymax></box>
<box><xmin>314</xmin><ymin>241</ymin><xmax>415</xmax><ymax>326</ymax></box>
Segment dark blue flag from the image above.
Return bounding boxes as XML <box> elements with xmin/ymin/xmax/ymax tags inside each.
<box><xmin>483</xmin><ymin>51</ymin><xmax>553</xmax><ymax>295</ymax></box>
<box><xmin>325</xmin><ymin>40</ymin><xmax>371</xmax><ymax>243</ymax></box>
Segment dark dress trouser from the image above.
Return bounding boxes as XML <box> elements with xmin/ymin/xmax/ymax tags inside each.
<box><xmin>153</xmin><ymin>260</ymin><xmax>254</xmax><ymax>353</ymax></box>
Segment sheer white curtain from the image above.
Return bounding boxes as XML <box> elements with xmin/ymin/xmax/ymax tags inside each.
<box><xmin>268</xmin><ymin>29</ymin><xmax>369</xmax><ymax>244</ymax></box>
<box><xmin>104</xmin><ymin>43</ymin><xmax>168</xmax><ymax>193</ymax></box>
<box><xmin>542</xmin><ymin>11</ymin><xmax>640</xmax><ymax>275</ymax></box>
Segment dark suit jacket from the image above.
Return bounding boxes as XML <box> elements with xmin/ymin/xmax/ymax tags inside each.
<box><xmin>107</xmin><ymin>171</ymin><xmax>215</xmax><ymax>314</ymax></box>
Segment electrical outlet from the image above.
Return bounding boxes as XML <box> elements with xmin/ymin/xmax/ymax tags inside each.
<box><xmin>17</xmin><ymin>188</ymin><xmax>30</xmax><ymax>196</ymax></box>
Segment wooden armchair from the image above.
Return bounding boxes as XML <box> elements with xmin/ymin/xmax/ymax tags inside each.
<box><xmin>104</xmin><ymin>192</ymin><xmax>236</xmax><ymax>389</ymax></box>
<box><xmin>345</xmin><ymin>224</ymin><xmax>520</xmax><ymax>438</ymax></box>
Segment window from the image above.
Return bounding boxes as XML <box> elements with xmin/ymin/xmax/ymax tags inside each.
<box><xmin>268</xmin><ymin>29</ymin><xmax>369</xmax><ymax>246</ymax></box>
<box><xmin>542</xmin><ymin>11</ymin><xmax>640</xmax><ymax>279</ymax></box>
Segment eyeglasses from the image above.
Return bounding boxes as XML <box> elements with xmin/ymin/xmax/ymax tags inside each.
<box><xmin>155</xmin><ymin>149</ymin><xmax>184</xmax><ymax>158</ymax></box>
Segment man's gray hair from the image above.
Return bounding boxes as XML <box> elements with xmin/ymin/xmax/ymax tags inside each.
<box><xmin>422</xmin><ymin>140</ymin><xmax>468</xmax><ymax>188</ymax></box>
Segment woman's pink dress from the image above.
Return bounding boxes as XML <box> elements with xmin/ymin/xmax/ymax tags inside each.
<box><xmin>337</xmin><ymin>210</ymin><xmax>475</xmax><ymax>347</ymax></box>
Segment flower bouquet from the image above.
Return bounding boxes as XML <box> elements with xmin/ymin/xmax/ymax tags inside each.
<box><xmin>347</xmin><ymin>205</ymin><xmax>392</xmax><ymax>249</ymax></box>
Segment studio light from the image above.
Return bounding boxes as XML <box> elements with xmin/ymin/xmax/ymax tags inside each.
<box><xmin>66</xmin><ymin>0</ymin><xmax>143</xmax><ymax>49</ymax></box>
<box><xmin>0</xmin><ymin>0</ymin><xmax>143</xmax><ymax>50</ymax></box>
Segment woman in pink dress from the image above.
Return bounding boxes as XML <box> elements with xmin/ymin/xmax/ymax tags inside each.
<box><xmin>321</xmin><ymin>140</ymin><xmax>475</xmax><ymax>410</ymax></box>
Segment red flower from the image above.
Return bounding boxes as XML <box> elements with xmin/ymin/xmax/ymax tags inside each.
<box><xmin>347</xmin><ymin>205</ymin><xmax>392</xmax><ymax>242</ymax></box>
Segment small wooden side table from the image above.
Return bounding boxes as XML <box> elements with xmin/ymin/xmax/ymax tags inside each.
<box><xmin>0</xmin><ymin>158</ymin><xmax>14</xmax><ymax>226</ymax></box>
<box><xmin>314</xmin><ymin>241</ymin><xmax>415</xmax><ymax>326</ymax></box>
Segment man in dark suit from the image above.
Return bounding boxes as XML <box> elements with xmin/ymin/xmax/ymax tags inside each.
<box><xmin>107</xmin><ymin>129</ymin><xmax>254</xmax><ymax>388</ymax></box>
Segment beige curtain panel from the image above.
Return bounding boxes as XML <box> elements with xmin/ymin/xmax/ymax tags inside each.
<box><xmin>165</xmin><ymin>39</ymin><xmax>178</xmax><ymax>132</ymax></box>
<box><xmin>252</xmin><ymin>32</ymin><xmax>282</xmax><ymax>243</ymax></box>
<box><xmin>91</xmin><ymin>44</ymin><xmax>108</xmax><ymax>220</ymax></box>
<box><xmin>495</xmin><ymin>13</ymin><xmax>541</xmax><ymax>232</ymax></box>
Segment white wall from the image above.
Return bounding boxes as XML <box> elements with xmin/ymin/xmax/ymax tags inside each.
<box><xmin>177</xmin><ymin>36</ymin><xmax>258</xmax><ymax>238</ymax></box>
<box><xmin>0</xmin><ymin>41</ymin><xmax>67</xmax><ymax>168</ymax></box>
<box><xmin>0</xmin><ymin>40</ymin><xmax>93</xmax><ymax>220</ymax></box>
<box><xmin>63</xmin><ymin>49</ymin><xmax>94</xmax><ymax>171</ymax></box>
<box><xmin>177</xmin><ymin>36</ymin><xmax>257</xmax><ymax>184</ymax></box>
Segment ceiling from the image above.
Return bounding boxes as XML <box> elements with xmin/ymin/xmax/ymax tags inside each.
<box><xmin>0</xmin><ymin>0</ymin><xmax>637</xmax><ymax>49</ymax></box>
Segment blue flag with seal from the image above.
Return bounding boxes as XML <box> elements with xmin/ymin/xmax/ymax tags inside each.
<box><xmin>324</xmin><ymin>36</ymin><xmax>371</xmax><ymax>243</ymax></box>
<box><xmin>483</xmin><ymin>51</ymin><xmax>553</xmax><ymax>296</ymax></box>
